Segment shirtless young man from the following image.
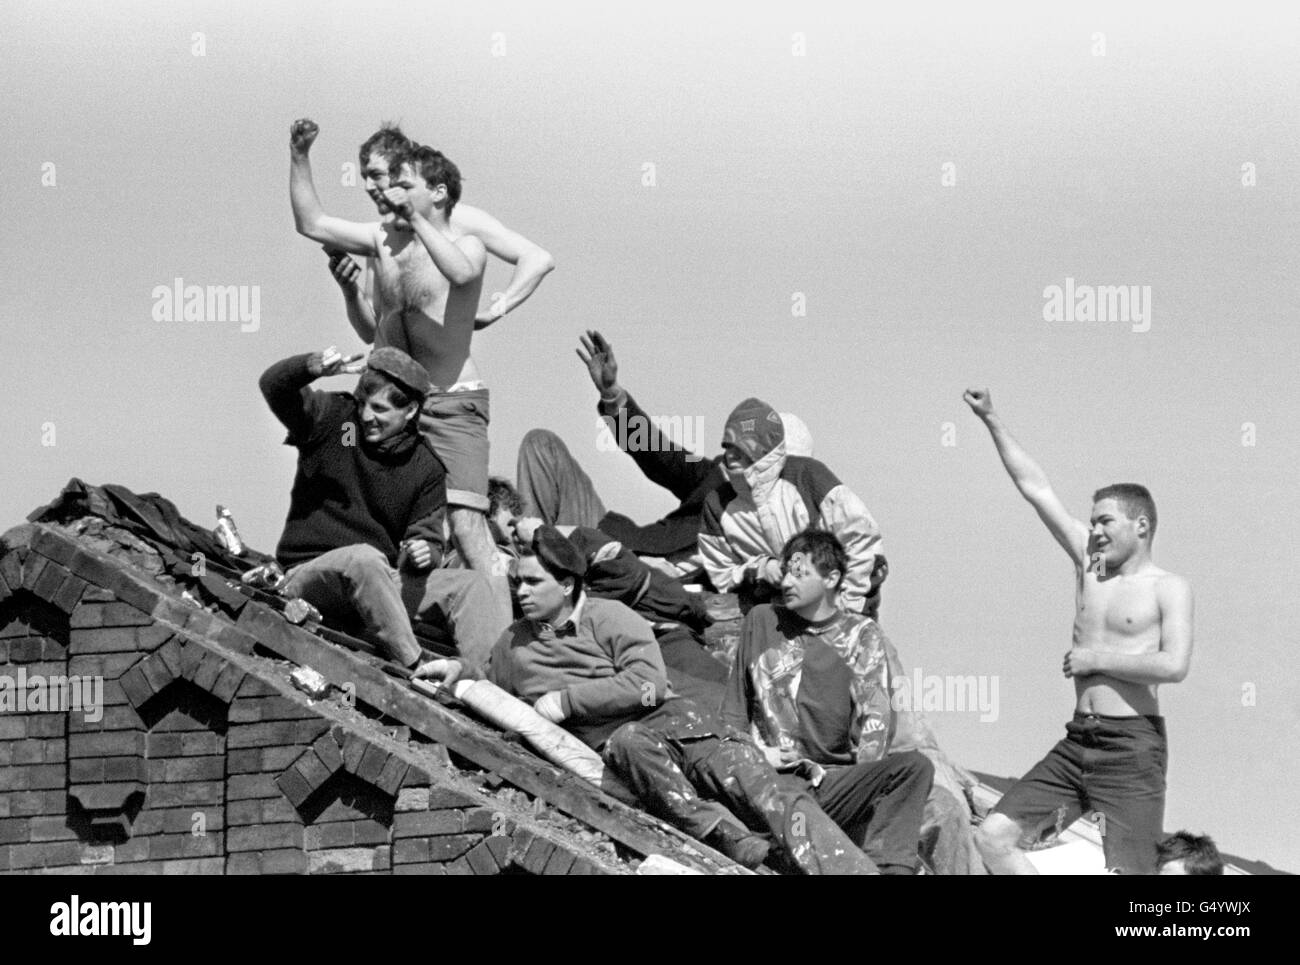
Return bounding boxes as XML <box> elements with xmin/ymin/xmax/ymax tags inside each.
<box><xmin>327</xmin><ymin>123</ymin><xmax>554</xmax><ymax>337</ymax></box>
<box><xmin>289</xmin><ymin>118</ymin><xmax>510</xmax><ymax>630</ymax></box>
<box><xmin>964</xmin><ymin>388</ymin><xmax>1194</xmax><ymax>875</ymax></box>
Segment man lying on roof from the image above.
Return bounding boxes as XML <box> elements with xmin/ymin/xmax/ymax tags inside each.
<box><xmin>259</xmin><ymin>346</ymin><xmax>499</xmax><ymax>673</ymax></box>
<box><xmin>415</xmin><ymin>525</ymin><xmax>883</xmax><ymax>873</ymax></box>
<box><xmin>515</xmin><ymin>330</ymin><xmax>816</xmax><ymax>583</ymax></box>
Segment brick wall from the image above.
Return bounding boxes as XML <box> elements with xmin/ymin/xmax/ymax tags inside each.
<box><xmin>0</xmin><ymin>529</ymin><xmax>615</xmax><ymax>875</ymax></box>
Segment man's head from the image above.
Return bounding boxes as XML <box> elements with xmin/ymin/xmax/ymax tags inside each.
<box><xmin>514</xmin><ymin>525</ymin><xmax>585</xmax><ymax>623</ymax></box>
<box><xmin>393</xmin><ymin>144</ymin><xmax>463</xmax><ymax>221</ymax></box>
<box><xmin>721</xmin><ymin>397</ymin><xmax>785</xmax><ymax>482</ymax></box>
<box><xmin>1089</xmin><ymin>483</ymin><xmax>1157</xmax><ymax>568</ymax></box>
<box><xmin>1156</xmin><ymin>831</ymin><xmax>1224</xmax><ymax>875</ymax></box>
<box><xmin>487</xmin><ymin>477</ymin><xmax>523</xmax><ymax>546</ymax></box>
<box><xmin>359</xmin><ymin>124</ymin><xmax>412</xmax><ymax>213</ymax></box>
<box><xmin>353</xmin><ymin>348</ymin><xmax>429</xmax><ymax>446</ymax></box>
<box><xmin>780</xmin><ymin>530</ymin><xmax>847</xmax><ymax>613</ymax></box>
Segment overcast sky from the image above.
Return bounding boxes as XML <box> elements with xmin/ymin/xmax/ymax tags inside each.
<box><xmin>2</xmin><ymin>0</ymin><xmax>1296</xmax><ymax>871</ymax></box>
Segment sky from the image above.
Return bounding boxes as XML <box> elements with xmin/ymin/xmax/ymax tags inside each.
<box><xmin>1</xmin><ymin>0</ymin><xmax>1296</xmax><ymax>871</ymax></box>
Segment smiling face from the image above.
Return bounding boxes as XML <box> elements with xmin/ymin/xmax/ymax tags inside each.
<box><xmin>356</xmin><ymin>383</ymin><xmax>418</xmax><ymax>445</ymax></box>
<box><xmin>514</xmin><ymin>554</ymin><xmax>571</xmax><ymax>624</ymax></box>
<box><xmin>1088</xmin><ymin>497</ymin><xmax>1146</xmax><ymax>570</ymax></box>
<box><xmin>362</xmin><ymin>151</ymin><xmax>398</xmax><ymax>218</ymax></box>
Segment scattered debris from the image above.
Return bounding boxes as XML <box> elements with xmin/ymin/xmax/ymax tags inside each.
<box><xmin>290</xmin><ymin>666</ymin><xmax>331</xmax><ymax>699</ymax></box>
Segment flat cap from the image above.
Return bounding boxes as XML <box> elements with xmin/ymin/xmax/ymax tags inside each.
<box><xmin>366</xmin><ymin>347</ymin><xmax>431</xmax><ymax>400</ymax></box>
<box><xmin>532</xmin><ymin>525</ymin><xmax>587</xmax><ymax>580</ymax></box>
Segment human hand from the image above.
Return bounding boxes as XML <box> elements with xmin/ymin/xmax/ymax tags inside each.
<box><xmin>1063</xmin><ymin>648</ymin><xmax>1099</xmax><ymax>678</ymax></box>
<box><xmin>533</xmin><ymin>691</ymin><xmax>567</xmax><ymax>723</ymax></box>
<box><xmin>307</xmin><ymin>346</ymin><xmax>366</xmax><ymax>377</ymax></box>
<box><xmin>412</xmin><ymin>658</ymin><xmax>464</xmax><ymax>687</ymax></box>
<box><xmin>290</xmin><ymin>117</ymin><xmax>319</xmax><ymax>156</ymax></box>
<box><xmin>963</xmin><ymin>387</ymin><xmax>994</xmax><ymax>418</ymax></box>
<box><xmin>576</xmin><ymin>330</ymin><xmax>620</xmax><ymax>398</ymax></box>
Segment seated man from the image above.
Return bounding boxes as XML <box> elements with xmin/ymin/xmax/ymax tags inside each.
<box><xmin>701</xmin><ymin>397</ymin><xmax>887</xmax><ymax>618</ymax></box>
<box><xmin>721</xmin><ymin>530</ymin><xmax>932</xmax><ymax>874</ymax></box>
<box><xmin>1156</xmin><ymin>831</ymin><xmax>1224</xmax><ymax>875</ymax></box>
<box><xmin>415</xmin><ymin>525</ymin><xmax>881</xmax><ymax>874</ymax></box>
<box><xmin>260</xmin><ymin>345</ymin><xmax>499</xmax><ymax>672</ymax></box>
<box><xmin>509</xmin><ymin>510</ymin><xmax>728</xmax><ymax>706</ymax></box>
<box><xmin>517</xmin><ymin>330</ymin><xmax>814</xmax><ymax>580</ymax></box>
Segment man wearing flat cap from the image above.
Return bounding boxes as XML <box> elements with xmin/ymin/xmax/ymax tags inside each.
<box><xmin>259</xmin><ymin>345</ymin><xmax>499</xmax><ymax>672</ymax></box>
<box><xmin>416</xmin><ymin>524</ymin><xmax>883</xmax><ymax>873</ymax></box>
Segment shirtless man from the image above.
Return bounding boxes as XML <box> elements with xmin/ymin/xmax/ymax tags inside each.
<box><xmin>327</xmin><ymin>123</ymin><xmax>554</xmax><ymax>336</ymax></box>
<box><xmin>964</xmin><ymin>388</ymin><xmax>1194</xmax><ymax>874</ymax></box>
<box><xmin>289</xmin><ymin>118</ymin><xmax>511</xmax><ymax>631</ymax></box>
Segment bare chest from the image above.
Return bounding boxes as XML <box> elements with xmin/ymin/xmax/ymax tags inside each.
<box><xmin>1075</xmin><ymin>574</ymin><xmax>1161</xmax><ymax>642</ymax></box>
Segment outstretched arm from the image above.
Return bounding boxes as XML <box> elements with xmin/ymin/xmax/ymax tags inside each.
<box><xmin>1065</xmin><ymin>575</ymin><xmax>1194</xmax><ymax>684</ymax></box>
<box><xmin>451</xmin><ymin>204</ymin><xmax>555</xmax><ymax>328</ymax></box>
<box><xmin>964</xmin><ymin>388</ymin><xmax>1089</xmax><ymax>566</ymax></box>
<box><xmin>289</xmin><ymin>119</ymin><xmax>378</xmax><ymax>256</ymax></box>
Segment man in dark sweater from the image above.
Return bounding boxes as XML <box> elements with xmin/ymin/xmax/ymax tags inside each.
<box><xmin>260</xmin><ymin>346</ymin><xmax>501</xmax><ymax>671</ymax></box>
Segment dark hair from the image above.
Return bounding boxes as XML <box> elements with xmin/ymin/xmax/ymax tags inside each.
<box><xmin>1156</xmin><ymin>831</ymin><xmax>1224</xmax><ymax>875</ymax></box>
<box><xmin>781</xmin><ymin>529</ymin><xmax>848</xmax><ymax>591</ymax></box>
<box><xmin>358</xmin><ymin>123</ymin><xmax>411</xmax><ymax>167</ymax></box>
<box><xmin>355</xmin><ymin>370</ymin><xmax>418</xmax><ymax>410</ymax></box>
<box><xmin>488</xmin><ymin>477</ymin><xmax>523</xmax><ymax>518</ymax></box>
<box><xmin>517</xmin><ymin>546</ymin><xmax>584</xmax><ymax>604</ymax></box>
<box><xmin>400</xmin><ymin>144</ymin><xmax>463</xmax><ymax>214</ymax></box>
<box><xmin>1093</xmin><ymin>483</ymin><xmax>1157</xmax><ymax>540</ymax></box>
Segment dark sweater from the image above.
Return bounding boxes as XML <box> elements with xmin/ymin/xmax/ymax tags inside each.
<box><xmin>594</xmin><ymin>390</ymin><xmax>726</xmax><ymax>558</ymax></box>
<box><xmin>260</xmin><ymin>354</ymin><xmax>446</xmax><ymax>569</ymax></box>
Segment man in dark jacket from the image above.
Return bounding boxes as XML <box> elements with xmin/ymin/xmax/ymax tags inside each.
<box><xmin>260</xmin><ymin>345</ymin><xmax>501</xmax><ymax>671</ymax></box>
<box><xmin>516</xmin><ymin>330</ymin><xmax>815</xmax><ymax>582</ymax></box>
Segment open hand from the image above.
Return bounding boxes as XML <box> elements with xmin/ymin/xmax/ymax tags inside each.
<box><xmin>576</xmin><ymin>330</ymin><xmax>619</xmax><ymax>397</ymax></box>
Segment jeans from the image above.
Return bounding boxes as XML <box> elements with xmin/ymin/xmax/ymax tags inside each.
<box><xmin>281</xmin><ymin>543</ymin><xmax>502</xmax><ymax>668</ymax></box>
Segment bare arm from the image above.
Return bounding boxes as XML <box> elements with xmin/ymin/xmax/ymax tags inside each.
<box><xmin>326</xmin><ymin>250</ymin><xmax>377</xmax><ymax>344</ymax></box>
<box><xmin>452</xmin><ymin>204</ymin><xmax>555</xmax><ymax>327</ymax></box>
<box><xmin>965</xmin><ymin>388</ymin><xmax>1089</xmax><ymax>566</ymax></box>
<box><xmin>289</xmin><ymin>119</ymin><xmax>378</xmax><ymax>256</ymax></box>
<box><xmin>392</xmin><ymin>200</ymin><xmax>484</xmax><ymax>287</ymax></box>
<box><xmin>1068</xmin><ymin>576</ymin><xmax>1194</xmax><ymax>684</ymax></box>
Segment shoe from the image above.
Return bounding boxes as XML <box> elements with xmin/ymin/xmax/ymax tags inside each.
<box><xmin>704</xmin><ymin>822</ymin><xmax>771</xmax><ymax>869</ymax></box>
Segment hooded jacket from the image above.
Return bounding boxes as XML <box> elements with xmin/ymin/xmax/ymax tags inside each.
<box><xmin>698</xmin><ymin>397</ymin><xmax>886</xmax><ymax>616</ymax></box>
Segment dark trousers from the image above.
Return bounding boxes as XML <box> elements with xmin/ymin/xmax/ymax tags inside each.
<box><xmin>603</xmin><ymin>724</ymin><xmax>880</xmax><ymax>874</ymax></box>
<box><xmin>804</xmin><ymin>752</ymin><xmax>934</xmax><ymax>874</ymax></box>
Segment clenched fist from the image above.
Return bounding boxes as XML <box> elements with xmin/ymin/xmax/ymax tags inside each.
<box><xmin>290</xmin><ymin>118</ymin><xmax>319</xmax><ymax>156</ymax></box>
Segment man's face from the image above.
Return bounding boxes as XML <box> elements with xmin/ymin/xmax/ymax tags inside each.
<box><xmin>488</xmin><ymin>503</ymin><xmax>516</xmax><ymax>545</ymax></box>
<box><xmin>1088</xmin><ymin>497</ymin><xmax>1143</xmax><ymax>570</ymax></box>
<box><xmin>356</xmin><ymin>385</ymin><xmax>417</xmax><ymax>445</ymax></box>
<box><xmin>781</xmin><ymin>551</ymin><xmax>837</xmax><ymax>611</ymax></box>
<box><xmin>722</xmin><ymin>443</ymin><xmax>754</xmax><ymax>481</ymax></box>
<box><xmin>391</xmin><ymin>162</ymin><xmax>437</xmax><ymax>222</ymax></box>
<box><xmin>514</xmin><ymin>555</ymin><xmax>569</xmax><ymax>624</ymax></box>
<box><xmin>362</xmin><ymin>152</ymin><xmax>397</xmax><ymax>215</ymax></box>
